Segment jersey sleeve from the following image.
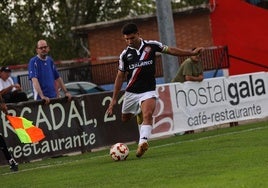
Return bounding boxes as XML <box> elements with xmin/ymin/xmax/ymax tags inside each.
<box><xmin>118</xmin><ymin>49</ymin><xmax>127</xmax><ymax>72</ymax></box>
<box><xmin>147</xmin><ymin>40</ymin><xmax>167</xmax><ymax>53</ymax></box>
<box><xmin>28</xmin><ymin>57</ymin><xmax>37</xmax><ymax>80</ymax></box>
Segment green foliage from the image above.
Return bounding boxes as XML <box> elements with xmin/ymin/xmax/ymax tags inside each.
<box><xmin>0</xmin><ymin>120</ymin><xmax>267</xmax><ymax>187</ymax></box>
<box><xmin>0</xmin><ymin>0</ymin><xmax>207</xmax><ymax>66</ymax></box>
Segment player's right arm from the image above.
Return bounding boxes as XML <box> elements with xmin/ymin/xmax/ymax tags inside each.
<box><xmin>106</xmin><ymin>70</ymin><xmax>125</xmax><ymax>115</ymax></box>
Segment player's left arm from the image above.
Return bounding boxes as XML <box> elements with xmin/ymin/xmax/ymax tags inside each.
<box><xmin>163</xmin><ymin>46</ymin><xmax>204</xmax><ymax>56</ymax></box>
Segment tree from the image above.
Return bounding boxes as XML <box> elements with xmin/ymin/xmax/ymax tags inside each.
<box><xmin>0</xmin><ymin>0</ymin><xmax>207</xmax><ymax>65</ymax></box>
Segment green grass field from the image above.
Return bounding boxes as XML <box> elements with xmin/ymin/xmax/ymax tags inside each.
<box><xmin>1</xmin><ymin>120</ymin><xmax>268</xmax><ymax>188</ymax></box>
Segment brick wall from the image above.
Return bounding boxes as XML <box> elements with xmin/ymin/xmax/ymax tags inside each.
<box><xmin>173</xmin><ymin>12</ymin><xmax>213</xmax><ymax>49</ymax></box>
<box><xmin>87</xmin><ymin>9</ymin><xmax>213</xmax><ymax>64</ymax></box>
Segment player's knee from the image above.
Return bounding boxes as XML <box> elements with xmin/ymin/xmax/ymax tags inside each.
<box><xmin>143</xmin><ymin>112</ymin><xmax>153</xmax><ymax>123</ymax></box>
<box><xmin>144</xmin><ymin>110</ymin><xmax>153</xmax><ymax>118</ymax></box>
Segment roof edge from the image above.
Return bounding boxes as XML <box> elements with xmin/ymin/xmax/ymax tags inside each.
<box><xmin>71</xmin><ymin>4</ymin><xmax>210</xmax><ymax>35</ymax></box>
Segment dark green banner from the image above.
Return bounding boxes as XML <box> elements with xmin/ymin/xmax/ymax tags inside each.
<box><xmin>0</xmin><ymin>91</ymin><xmax>139</xmax><ymax>164</ymax></box>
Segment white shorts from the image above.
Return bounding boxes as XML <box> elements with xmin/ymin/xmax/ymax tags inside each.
<box><xmin>122</xmin><ymin>91</ymin><xmax>158</xmax><ymax>115</ymax></box>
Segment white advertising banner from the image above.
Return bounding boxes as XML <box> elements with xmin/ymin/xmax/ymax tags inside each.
<box><xmin>151</xmin><ymin>72</ymin><xmax>268</xmax><ymax>138</ymax></box>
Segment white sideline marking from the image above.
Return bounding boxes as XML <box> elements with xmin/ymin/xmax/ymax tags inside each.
<box><xmin>2</xmin><ymin>125</ymin><xmax>267</xmax><ymax>175</ymax></box>
<box><xmin>152</xmin><ymin>126</ymin><xmax>268</xmax><ymax>149</ymax></box>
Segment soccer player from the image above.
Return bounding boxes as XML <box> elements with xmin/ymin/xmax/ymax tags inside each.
<box><xmin>106</xmin><ymin>22</ymin><xmax>203</xmax><ymax>158</ymax></box>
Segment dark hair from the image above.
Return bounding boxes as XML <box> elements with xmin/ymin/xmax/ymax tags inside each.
<box><xmin>121</xmin><ymin>23</ymin><xmax>138</xmax><ymax>35</ymax></box>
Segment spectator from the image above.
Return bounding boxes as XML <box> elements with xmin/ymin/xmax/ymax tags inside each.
<box><xmin>28</xmin><ymin>39</ymin><xmax>72</xmax><ymax>104</ymax></box>
<box><xmin>0</xmin><ymin>67</ymin><xmax>28</xmax><ymax>103</ymax></box>
<box><xmin>172</xmin><ymin>51</ymin><xmax>204</xmax><ymax>134</ymax></box>
<box><xmin>172</xmin><ymin>50</ymin><xmax>204</xmax><ymax>83</ymax></box>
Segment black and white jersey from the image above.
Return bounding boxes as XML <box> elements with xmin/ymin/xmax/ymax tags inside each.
<box><xmin>119</xmin><ymin>39</ymin><xmax>166</xmax><ymax>93</ymax></box>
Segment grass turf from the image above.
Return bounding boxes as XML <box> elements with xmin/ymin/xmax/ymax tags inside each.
<box><xmin>1</xmin><ymin>120</ymin><xmax>267</xmax><ymax>188</ymax></box>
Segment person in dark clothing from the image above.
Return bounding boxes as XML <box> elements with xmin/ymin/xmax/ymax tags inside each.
<box><xmin>0</xmin><ymin>94</ymin><xmax>18</xmax><ymax>171</ymax></box>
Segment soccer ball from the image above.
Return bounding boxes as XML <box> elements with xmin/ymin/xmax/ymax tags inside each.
<box><xmin>110</xmin><ymin>143</ymin><xmax>129</xmax><ymax>161</ymax></box>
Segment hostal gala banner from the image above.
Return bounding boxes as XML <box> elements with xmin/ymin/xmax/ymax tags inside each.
<box><xmin>151</xmin><ymin>72</ymin><xmax>268</xmax><ymax>137</ymax></box>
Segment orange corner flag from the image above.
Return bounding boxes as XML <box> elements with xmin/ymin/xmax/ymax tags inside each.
<box><xmin>6</xmin><ymin>115</ymin><xmax>45</xmax><ymax>144</ymax></box>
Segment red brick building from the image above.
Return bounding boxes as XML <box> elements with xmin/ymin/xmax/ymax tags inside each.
<box><xmin>71</xmin><ymin>7</ymin><xmax>213</xmax><ymax>65</ymax></box>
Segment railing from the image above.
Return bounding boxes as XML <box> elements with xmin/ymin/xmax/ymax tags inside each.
<box><xmin>178</xmin><ymin>46</ymin><xmax>229</xmax><ymax>74</ymax></box>
<box><xmin>17</xmin><ymin>46</ymin><xmax>229</xmax><ymax>89</ymax></box>
<box><xmin>17</xmin><ymin>63</ymin><xmax>92</xmax><ymax>93</ymax></box>
<box><xmin>90</xmin><ymin>45</ymin><xmax>229</xmax><ymax>84</ymax></box>
<box><xmin>229</xmin><ymin>55</ymin><xmax>268</xmax><ymax>70</ymax></box>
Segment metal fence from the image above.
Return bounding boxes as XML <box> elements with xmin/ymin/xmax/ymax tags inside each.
<box><xmin>17</xmin><ymin>63</ymin><xmax>92</xmax><ymax>93</ymax></box>
<box><xmin>17</xmin><ymin>45</ymin><xmax>229</xmax><ymax>89</ymax></box>
<box><xmin>90</xmin><ymin>45</ymin><xmax>229</xmax><ymax>84</ymax></box>
<box><xmin>178</xmin><ymin>45</ymin><xmax>229</xmax><ymax>70</ymax></box>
